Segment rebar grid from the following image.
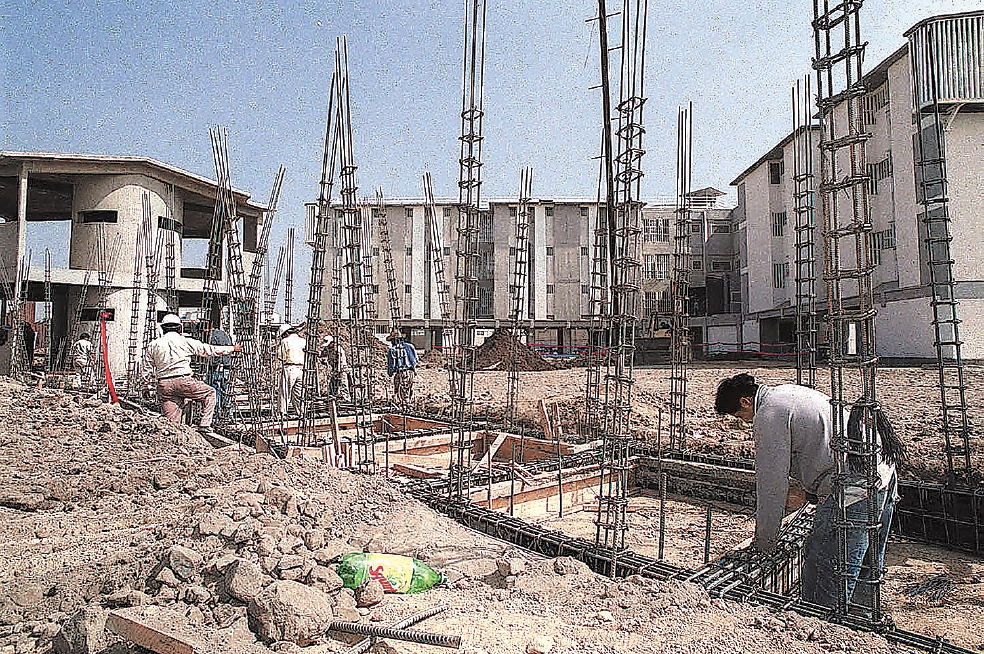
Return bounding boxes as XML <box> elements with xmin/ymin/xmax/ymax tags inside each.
<box><xmin>92</xmin><ymin>234</ymin><xmax>122</xmax><ymax>388</ymax></box>
<box><xmin>375</xmin><ymin>190</ymin><xmax>402</xmax><ymax>331</ymax></box>
<box><xmin>909</xmin><ymin>30</ymin><xmax>974</xmax><ymax>490</ymax></box>
<box><xmin>812</xmin><ymin>0</ymin><xmax>884</xmax><ymax>622</ymax></box>
<box><xmin>284</xmin><ymin>227</ymin><xmax>295</xmax><ymax>325</ymax></box>
<box><xmin>162</xmin><ymin>185</ymin><xmax>178</xmax><ymax>313</ymax></box>
<box><xmin>140</xmin><ymin>215</ymin><xmax>167</xmax><ymax>366</ymax></box>
<box><xmin>504</xmin><ymin>167</ymin><xmax>533</xmax><ymax>428</ymax></box>
<box><xmin>668</xmin><ymin>104</ymin><xmax>692</xmax><ymax>451</ymax></box>
<box><xmin>209</xmin><ymin>127</ymin><xmax>264</xmax><ymax>438</ymax></box>
<box><xmin>422</xmin><ymin>172</ymin><xmax>456</xmax><ymax>387</ymax></box>
<box><xmin>125</xmin><ymin>197</ymin><xmax>152</xmax><ymax>395</ymax></box>
<box><xmin>7</xmin><ymin>252</ymin><xmax>30</xmax><ymax>378</ymax></box>
<box><xmin>360</xmin><ymin>198</ymin><xmax>379</xmax><ymax>325</ymax></box>
<box><xmin>595</xmin><ymin>0</ymin><xmax>648</xmax><ymax>552</ymax></box>
<box><xmin>448</xmin><ymin>0</ymin><xmax>487</xmax><ymax>500</ymax></box>
<box><xmin>245</xmin><ymin>167</ymin><xmax>286</xmax><ymax>315</ymax></box>
<box><xmin>792</xmin><ymin>77</ymin><xmax>818</xmax><ymax>389</ymax></box>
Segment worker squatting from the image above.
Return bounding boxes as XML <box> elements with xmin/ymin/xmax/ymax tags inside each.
<box><xmin>138</xmin><ymin>315</ymin><xmax>418</xmax><ymax>435</ymax></box>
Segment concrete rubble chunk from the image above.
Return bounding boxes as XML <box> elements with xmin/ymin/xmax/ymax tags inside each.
<box><xmin>224</xmin><ymin>559</ymin><xmax>265</xmax><ymax>604</ymax></box>
<box><xmin>497</xmin><ymin>557</ymin><xmax>527</xmax><ymax>577</ymax></box>
<box><xmin>355</xmin><ymin>579</ymin><xmax>384</xmax><ymax>608</ymax></box>
<box><xmin>247</xmin><ymin>580</ymin><xmax>334</xmax><ymax>646</ymax></box>
<box><xmin>53</xmin><ymin>606</ymin><xmax>107</xmax><ymax>654</ymax></box>
<box><xmin>309</xmin><ymin>565</ymin><xmax>344</xmax><ymax>593</ymax></box>
<box><xmin>264</xmin><ymin>486</ymin><xmax>294</xmax><ymax>513</ymax></box>
<box><xmin>197</xmin><ymin>512</ymin><xmax>236</xmax><ymax>537</ymax></box>
<box><xmin>167</xmin><ymin>545</ymin><xmax>203</xmax><ymax>581</ymax></box>
<box><xmin>526</xmin><ymin>636</ymin><xmax>555</xmax><ymax>654</ymax></box>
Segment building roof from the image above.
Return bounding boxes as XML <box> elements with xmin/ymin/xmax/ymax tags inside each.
<box><xmin>0</xmin><ymin>151</ymin><xmax>266</xmax><ymax>212</ymax></box>
<box><xmin>903</xmin><ymin>9</ymin><xmax>984</xmax><ymax>37</ymax></box>
<box><xmin>729</xmin><ymin>126</ymin><xmax>815</xmax><ymax>186</ymax></box>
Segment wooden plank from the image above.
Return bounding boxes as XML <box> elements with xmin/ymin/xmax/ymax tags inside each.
<box><xmin>538</xmin><ymin>399</ymin><xmax>554</xmax><ymax>441</ymax></box>
<box><xmin>472</xmin><ymin>431</ymin><xmax>508</xmax><ymax>474</ymax></box>
<box><xmin>106</xmin><ymin>609</ymin><xmax>204</xmax><ymax>654</ymax></box>
<box><xmin>387</xmin><ymin>453</ymin><xmax>448</xmax><ymax>469</ymax></box>
<box><xmin>391</xmin><ymin>463</ymin><xmax>444</xmax><ymax>479</ymax></box>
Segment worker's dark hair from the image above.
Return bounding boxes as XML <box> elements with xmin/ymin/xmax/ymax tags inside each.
<box><xmin>161</xmin><ymin>322</ymin><xmax>182</xmax><ymax>334</ymax></box>
<box><xmin>715</xmin><ymin>373</ymin><xmax>758</xmax><ymax>415</ymax></box>
<box><xmin>847</xmin><ymin>401</ymin><xmax>908</xmax><ymax>473</ymax></box>
<box><xmin>79</xmin><ymin>333</ymin><xmax>90</xmax><ymax>339</ymax></box>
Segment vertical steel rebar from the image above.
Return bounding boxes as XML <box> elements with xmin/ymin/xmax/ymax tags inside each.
<box><xmin>505</xmin><ymin>168</ymin><xmax>533</xmax><ymax>428</ymax></box>
<box><xmin>43</xmin><ymin>248</ymin><xmax>52</xmax><ymax>375</ymax></box>
<box><xmin>792</xmin><ymin>76</ymin><xmax>818</xmax><ymax>389</ymax></box>
<box><xmin>669</xmin><ymin>104</ymin><xmax>692</xmax><ymax>450</ymax></box>
<box><xmin>285</xmin><ymin>228</ymin><xmax>295</xmax><ymax>326</ymax></box>
<box><xmin>422</xmin><ymin>172</ymin><xmax>456</xmax><ymax>386</ymax></box>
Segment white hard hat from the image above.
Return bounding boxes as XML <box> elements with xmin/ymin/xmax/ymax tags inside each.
<box><xmin>277</xmin><ymin>323</ymin><xmax>293</xmax><ymax>338</ymax></box>
<box><xmin>322</xmin><ymin>335</ymin><xmax>334</xmax><ymax>346</ymax></box>
<box><xmin>160</xmin><ymin>314</ymin><xmax>181</xmax><ymax>327</ymax></box>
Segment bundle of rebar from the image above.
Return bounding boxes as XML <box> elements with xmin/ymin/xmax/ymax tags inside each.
<box><xmin>791</xmin><ymin>76</ymin><xmax>818</xmax><ymax>389</ymax></box>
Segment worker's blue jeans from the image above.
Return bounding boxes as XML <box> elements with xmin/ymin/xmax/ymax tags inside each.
<box><xmin>800</xmin><ymin>474</ymin><xmax>896</xmax><ymax>613</ymax></box>
<box><xmin>206</xmin><ymin>368</ymin><xmax>230</xmax><ymax>416</ymax></box>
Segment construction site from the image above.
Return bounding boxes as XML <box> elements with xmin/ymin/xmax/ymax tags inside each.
<box><xmin>1</xmin><ymin>2</ymin><xmax>982</xmax><ymax>654</ymax></box>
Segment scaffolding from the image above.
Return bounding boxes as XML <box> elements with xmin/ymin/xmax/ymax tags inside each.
<box><xmin>668</xmin><ymin>104</ymin><xmax>692</xmax><ymax>451</ymax></box>
<box><xmin>909</xmin><ymin>31</ymin><xmax>974</xmax><ymax>489</ymax></box>
<box><xmin>448</xmin><ymin>0</ymin><xmax>487</xmax><ymax>500</ymax></box>
<box><xmin>595</xmin><ymin>0</ymin><xmax>648</xmax><ymax>553</ymax></box>
<box><xmin>813</xmin><ymin>0</ymin><xmax>884</xmax><ymax>622</ymax></box>
<box><xmin>792</xmin><ymin>76</ymin><xmax>818</xmax><ymax>389</ymax></box>
<box><xmin>504</xmin><ymin>167</ymin><xmax>533</xmax><ymax>429</ymax></box>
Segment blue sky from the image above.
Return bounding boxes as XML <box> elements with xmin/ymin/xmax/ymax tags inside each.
<box><xmin>1</xmin><ymin>0</ymin><xmax>980</xmax><ymax>312</ymax></box>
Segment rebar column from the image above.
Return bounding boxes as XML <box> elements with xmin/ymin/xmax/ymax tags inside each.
<box><xmin>813</xmin><ymin>0</ymin><xmax>883</xmax><ymax>622</ymax></box>
<box><xmin>909</xmin><ymin>29</ymin><xmax>974</xmax><ymax>489</ymax></box>
<box><xmin>448</xmin><ymin>0</ymin><xmax>487</xmax><ymax>500</ymax></box>
<box><xmin>668</xmin><ymin>104</ymin><xmax>692</xmax><ymax>451</ymax></box>
<box><xmin>504</xmin><ymin>167</ymin><xmax>533</xmax><ymax>428</ymax></box>
<box><xmin>423</xmin><ymin>173</ymin><xmax>457</xmax><ymax>391</ymax></box>
<box><xmin>595</xmin><ymin>0</ymin><xmax>648</xmax><ymax>553</ymax></box>
<box><xmin>375</xmin><ymin>190</ymin><xmax>403</xmax><ymax>331</ymax></box>
<box><xmin>43</xmin><ymin>248</ymin><xmax>52</xmax><ymax>374</ymax></box>
<box><xmin>792</xmin><ymin>76</ymin><xmax>818</xmax><ymax>389</ymax></box>
<box><xmin>125</xmin><ymin>197</ymin><xmax>151</xmax><ymax>395</ymax></box>
<box><xmin>284</xmin><ymin>227</ymin><xmax>295</xmax><ymax>325</ymax></box>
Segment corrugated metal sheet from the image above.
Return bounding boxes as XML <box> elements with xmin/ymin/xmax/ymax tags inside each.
<box><xmin>908</xmin><ymin>13</ymin><xmax>984</xmax><ymax>107</ymax></box>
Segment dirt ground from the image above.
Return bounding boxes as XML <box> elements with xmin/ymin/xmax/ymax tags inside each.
<box><xmin>0</xmin><ymin>378</ymin><xmax>898</xmax><ymax>654</ymax></box>
<box><xmin>412</xmin><ymin>362</ymin><xmax>984</xmax><ymax>484</ymax></box>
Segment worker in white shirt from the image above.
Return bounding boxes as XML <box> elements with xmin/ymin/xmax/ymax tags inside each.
<box><xmin>69</xmin><ymin>333</ymin><xmax>95</xmax><ymax>389</ymax></box>
<box><xmin>142</xmin><ymin>314</ymin><xmax>240</xmax><ymax>432</ymax></box>
<box><xmin>277</xmin><ymin>324</ymin><xmax>306</xmax><ymax>417</ymax></box>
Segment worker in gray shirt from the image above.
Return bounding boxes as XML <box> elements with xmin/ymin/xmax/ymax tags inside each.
<box><xmin>715</xmin><ymin>373</ymin><xmax>905</xmax><ymax>613</ymax></box>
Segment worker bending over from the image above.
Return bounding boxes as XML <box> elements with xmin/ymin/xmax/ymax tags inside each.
<box><xmin>277</xmin><ymin>324</ymin><xmax>306</xmax><ymax>417</ymax></box>
<box><xmin>715</xmin><ymin>373</ymin><xmax>905</xmax><ymax>613</ymax></box>
<box><xmin>143</xmin><ymin>314</ymin><xmax>240</xmax><ymax>433</ymax></box>
<box><xmin>386</xmin><ymin>329</ymin><xmax>418</xmax><ymax>406</ymax></box>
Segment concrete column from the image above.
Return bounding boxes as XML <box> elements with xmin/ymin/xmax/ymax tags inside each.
<box><xmin>16</xmin><ymin>167</ymin><xmax>27</xmax><ymax>283</ymax></box>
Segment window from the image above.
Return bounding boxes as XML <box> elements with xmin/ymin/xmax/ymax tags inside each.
<box><xmin>158</xmin><ymin>215</ymin><xmax>181</xmax><ymax>232</ymax></box>
<box><xmin>477</xmin><ymin>287</ymin><xmax>493</xmax><ymax>318</ymax></box>
<box><xmin>861</xmin><ymin>87</ymin><xmax>889</xmax><ymax>125</ymax></box>
<box><xmin>711</xmin><ymin>224</ymin><xmax>731</xmax><ymax>235</ymax></box>
<box><xmin>771</xmin><ymin>212</ymin><xmax>787</xmax><ymax>238</ymax></box>
<box><xmin>371</xmin><ymin>284</ymin><xmax>379</xmax><ymax>293</ymax></box>
<box><xmin>769</xmin><ymin>160</ymin><xmax>784</xmax><ymax>185</ymax></box>
<box><xmin>443</xmin><ymin>206</ymin><xmax>453</xmax><ymax>218</ymax></box>
<box><xmin>443</xmin><ymin>246</ymin><xmax>451</xmax><ymax>256</ymax></box>
<box><xmin>580</xmin><ymin>206</ymin><xmax>589</xmax><ymax>218</ymax></box>
<box><xmin>643</xmin><ymin>291</ymin><xmax>658</xmax><ymax>315</ymax></box>
<box><xmin>710</xmin><ymin>260</ymin><xmax>733</xmax><ymax>272</ymax></box>
<box><xmin>405</xmin><ymin>284</ymin><xmax>412</xmax><ymax>293</ymax></box>
<box><xmin>867</xmin><ymin>155</ymin><xmax>893</xmax><ymax>195</ymax></box>
<box><xmin>870</xmin><ymin>223</ymin><xmax>897</xmax><ymax>266</ymax></box>
<box><xmin>643</xmin><ymin>254</ymin><xmax>656</xmax><ymax>279</ymax></box>
<box><xmin>658</xmin><ymin>289</ymin><xmax>673</xmax><ymax>313</ymax></box>
<box><xmin>406</xmin><ymin>247</ymin><xmax>413</xmax><ymax>257</ymax></box>
<box><xmin>79</xmin><ymin>210</ymin><xmax>118</xmax><ymax>223</ymax></box>
<box><xmin>546</xmin><ymin>284</ymin><xmax>555</xmax><ymax>294</ymax></box>
<box><xmin>655</xmin><ymin>254</ymin><xmax>671</xmax><ymax>280</ymax></box>
<box><xmin>656</xmin><ymin>218</ymin><xmax>671</xmax><ymax>242</ymax></box>
<box><xmin>509</xmin><ymin>246</ymin><xmax>517</xmax><ymax>256</ymax></box>
<box><xmin>773</xmin><ymin>262</ymin><xmax>789</xmax><ymax>288</ymax></box>
<box><xmin>478</xmin><ymin>215</ymin><xmax>493</xmax><ymax>242</ymax></box>
<box><xmin>405</xmin><ymin>207</ymin><xmax>414</xmax><ymax>219</ymax></box>
<box><xmin>372</xmin><ymin>246</ymin><xmax>380</xmax><ymax>256</ymax></box>
<box><xmin>690</xmin><ymin>221</ymin><xmax>702</xmax><ymax>234</ymax></box>
<box><xmin>643</xmin><ymin>218</ymin><xmax>658</xmax><ymax>243</ymax></box>
<box><xmin>546</xmin><ymin>246</ymin><xmax>554</xmax><ymax>256</ymax></box>
<box><xmin>544</xmin><ymin>206</ymin><xmax>554</xmax><ymax>217</ymax></box>
<box><xmin>581</xmin><ymin>246</ymin><xmax>589</xmax><ymax>256</ymax></box>
<box><xmin>509</xmin><ymin>207</ymin><xmax>518</xmax><ymax>217</ymax></box>
<box><xmin>581</xmin><ymin>284</ymin><xmax>590</xmax><ymax>294</ymax></box>
<box><xmin>691</xmin><ymin>259</ymin><xmax>703</xmax><ymax>270</ymax></box>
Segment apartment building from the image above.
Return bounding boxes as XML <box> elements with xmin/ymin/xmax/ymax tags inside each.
<box><xmin>731</xmin><ymin>10</ymin><xmax>984</xmax><ymax>359</ymax></box>
<box><xmin>313</xmin><ymin>190</ymin><xmax>739</xmax><ymax>353</ymax></box>
<box><xmin>0</xmin><ymin>152</ymin><xmax>265</xmax><ymax>378</ymax></box>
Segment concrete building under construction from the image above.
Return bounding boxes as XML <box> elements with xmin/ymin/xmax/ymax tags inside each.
<box><xmin>0</xmin><ymin>152</ymin><xmax>266</xmax><ymax>381</ymax></box>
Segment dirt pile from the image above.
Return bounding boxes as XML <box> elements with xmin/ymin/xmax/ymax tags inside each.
<box><xmin>0</xmin><ymin>377</ymin><xmax>892</xmax><ymax>654</ymax></box>
<box><xmin>474</xmin><ymin>328</ymin><xmax>555</xmax><ymax>372</ymax></box>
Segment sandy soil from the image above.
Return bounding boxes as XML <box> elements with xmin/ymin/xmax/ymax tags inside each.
<box><xmin>0</xmin><ymin>377</ymin><xmax>894</xmax><ymax>654</ymax></box>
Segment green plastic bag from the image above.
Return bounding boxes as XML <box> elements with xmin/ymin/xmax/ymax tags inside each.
<box><xmin>335</xmin><ymin>553</ymin><xmax>445</xmax><ymax>594</ymax></box>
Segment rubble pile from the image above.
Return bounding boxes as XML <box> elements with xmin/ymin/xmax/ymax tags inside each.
<box><xmin>0</xmin><ymin>378</ymin><xmax>894</xmax><ymax>653</ymax></box>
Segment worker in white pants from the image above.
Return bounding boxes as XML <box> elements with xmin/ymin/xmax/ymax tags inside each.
<box><xmin>277</xmin><ymin>324</ymin><xmax>306</xmax><ymax>417</ymax></box>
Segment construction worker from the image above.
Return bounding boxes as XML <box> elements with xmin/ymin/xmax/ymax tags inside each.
<box><xmin>714</xmin><ymin>373</ymin><xmax>904</xmax><ymax>613</ymax></box>
<box><xmin>319</xmin><ymin>335</ymin><xmax>350</xmax><ymax>402</ymax></box>
<box><xmin>69</xmin><ymin>332</ymin><xmax>94</xmax><ymax>389</ymax></box>
<box><xmin>386</xmin><ymin>328</ymin><xmax>418</xmax><ymax>406</ymax></box>
<box><xmin>206</xmin><ymin>320</ymin><xmax>234</xmax><ymax>418</ymax></box>
<box><xmin>142</xmin><ymin>314</ymin><xmax>240</xmax><ymax>434</ymax></box>
<box><xmin>277</xmin><ymin>323</ymin><xmax>306</xmax><ymax>417</ymax></box>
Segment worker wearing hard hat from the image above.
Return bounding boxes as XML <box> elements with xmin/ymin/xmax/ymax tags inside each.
<box><xmin>319</xmin><ymin>334</ymin><xmax>350</xmax><ymax>402</ymax></box>
<box><xmin>142</xmin><ymin>314</ymin><xmax>241</xmax><ymax>432</ymax></box>
<box><xmin>277</xmin><ymin>323</ymin><xmax>306</xmax><ymax>417</ymax></box>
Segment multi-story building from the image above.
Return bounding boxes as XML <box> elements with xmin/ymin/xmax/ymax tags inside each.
<box><xmin>731</xmin><ymin>10</ymin><xmax>984</xmax><ymax>359</ymax></box>
<box><xmin>312</xmin><ymin>191</ymin><xmax>740</xmax><ymax>354</ymax></box>
<box><xmin>0</xmin><ymin>152</ymin><xmax>266</xmax><ymax>378</ymax></box>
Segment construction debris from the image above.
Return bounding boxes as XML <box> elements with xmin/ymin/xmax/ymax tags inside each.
<box><xmin>473</xmin><ymin>328</ymin><xmax>555</xmax><ymax>372</ymax></box>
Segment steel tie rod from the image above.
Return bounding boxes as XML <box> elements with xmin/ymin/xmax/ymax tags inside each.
<box><xmin>329</xmin><ymin>620</ymin><xmax>462</xmax><ymax>649</ymax></box>
<box><xmin>344</xmin><ymin>605</ymin><xmax>448</xmax><ymax>654</ymax></box>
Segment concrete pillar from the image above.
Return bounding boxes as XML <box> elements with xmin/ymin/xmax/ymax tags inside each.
<box><xmin>16</xmin><ymin>167</ymin><xmax>27</xmax><ymax>284</ymax></box>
